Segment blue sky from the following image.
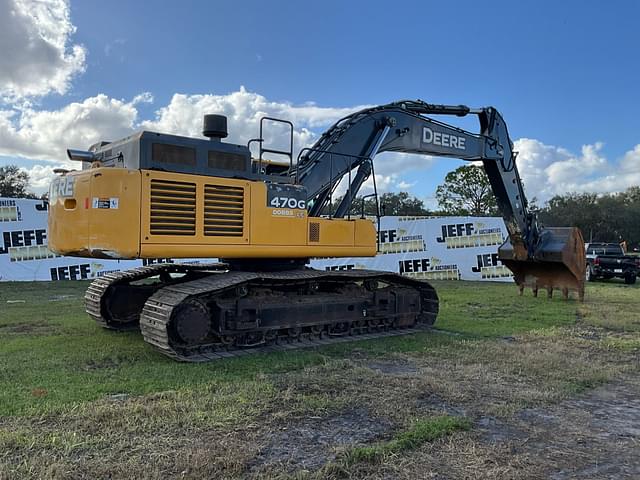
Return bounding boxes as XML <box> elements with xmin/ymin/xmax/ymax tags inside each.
<box><xmin>1</xmin><ymin>0</ymin><xmax>638</xmax><ymax>204</ymax></box>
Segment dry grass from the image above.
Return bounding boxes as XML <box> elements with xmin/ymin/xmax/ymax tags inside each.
<box><xmin>1</xmin><ymin>279</ymin><xmax>639</xmax><ymax>479</ymax></box>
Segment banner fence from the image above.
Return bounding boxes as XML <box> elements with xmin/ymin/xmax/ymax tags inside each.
<box><xmin>0</xmin><ymin>197</ymin><xmax>513</xmax><ymax>283</ymax></box>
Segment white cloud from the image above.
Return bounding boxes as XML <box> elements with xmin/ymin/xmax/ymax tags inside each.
<box><xmin>421</xmin><ymin>195</ymin><xmax>440</xmax><ymax>212</ymax></box>
<box><xmin>20</xmin><ymin>163</ymin><xmax>57</xmax><ymax>193</ymax></box>
<box><xmin>621</xmin><ymin>144</ymin><xmax>640</xmax><ymax>172</ymax></box>
<box><xmin>0</xmin><ymin>87</ymin><xmax>365</xmax><ymax>162</ymax></box>
<box><xmin>2</xmin><ymin>87</ymin><xmax>639</xmax><ymax>203</ymax></box>
<box><xmin>0</xmin><ymin>94</ymin><xmax>140</xmax><ymax>162</ymax></box>
<box><xmin>140</xmin><ymin>90</ymin><xmax>435</xmax><ymax>198</ymax></box>
<box><xmin>140</xmin><ymin>87</ymin><xmax>367</xmax><ymax>160</ymax></box>
<box><xmin>0</xmin><ymin>88</ymin><xmax>371</xmax><ymax>194</ymax></box>
<box><xmin>397</xmin><ymin>180</ymin><xmax>415</xmax><ymax>190</ymax></box>
<box><xmin>357</xmin><ymin>152</ymin><xmax>437</xmax><ymax>196</ymax></box>
<box><xmin>544</xmin><ymin>142</ymin><xmax>607</xmax><ymax>185</ymax></box>
<box><xmin>0</xmin><ymin>0</ymin><xmax>86</xmax><ymax>99</ymax></box>
<box><xmin>514</xmin><ymin>138</ymin><xmax>640</xmax><ymax>202</ymax></box>
<box><xmin>132</xmin><ymin>92</ymin><xmax>154</xmax><ymax>105</ymax></box>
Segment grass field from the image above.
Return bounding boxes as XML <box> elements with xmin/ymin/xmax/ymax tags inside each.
<box><xmin>0</xmin><ymin>279</ymin><xmax>639</xmax><ymax>479</ymax></box>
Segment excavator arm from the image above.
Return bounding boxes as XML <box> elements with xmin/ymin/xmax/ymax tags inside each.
<box><xmin>293</xmin><ymin>100</ymin><xmax>585</xmax><ymax>299</ymax></box>
<box><xmin>296</xmin><ymin>101</ymin><xmax>530</xmax><ymax>252</ymax></box>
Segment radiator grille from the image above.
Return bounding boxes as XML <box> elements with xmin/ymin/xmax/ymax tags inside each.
<box><xmin>150</xmin><ymin>179</ymin><xmax>196</xmax><ymax>235</ymax></box>
<box><xmin>309</xmin><ymin>222</ymin><xmax>320</xmax><ymax>242</ymax></box>
<box><xmin>204</xmin><ymin>184</ymin><xmax>244</xmax><ymax>236</ymax></box>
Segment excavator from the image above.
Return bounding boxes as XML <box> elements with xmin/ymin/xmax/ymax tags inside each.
<box><xmin>48</xmin><ymin>100</ymin><xmax>585</xmax><ymax>361</ymax></box>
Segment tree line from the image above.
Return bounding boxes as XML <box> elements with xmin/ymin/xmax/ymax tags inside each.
<box><xmin>538</xmin><ymin>188</ymin><xmax>640</xmax><ymax>247</ymax></box>
<box><xmin>2</xmin><ymin>164</ymin><xmax>638</xmax><ymax>247</ymax></box>
<box><xmin>0</xmin><ymin>165</ymin><xmax>40</xmax><ymax>199</ymax></box>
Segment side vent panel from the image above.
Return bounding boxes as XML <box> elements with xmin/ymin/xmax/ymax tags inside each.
<box><xmin>150</xmin><ymin>179</ymin><xmax>196</xmax><ymax>235</ymax></box>
<box><xmin>204</xmin><ymin>184</ymin><xmax>244</xmax><ymax>236</ymax></box>
<box><xmin>309</xmin><ymin>222</ymin><xmax>320</xmax><ymax>242</ymax></box>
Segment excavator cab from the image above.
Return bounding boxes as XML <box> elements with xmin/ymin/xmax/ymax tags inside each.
<box><xmin>499</xmin><ymin>227</ymin><xmax>586</xmax><ymax>300</ymax></box>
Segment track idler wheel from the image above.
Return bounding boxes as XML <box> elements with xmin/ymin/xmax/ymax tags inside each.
<box><xmin>265</xmin><ymin>329</ymin><xmax>278</xmax><ymax>342</ymax></box>
<box><xmin>288</xmin><ymin>327</ymin><xmax>302</xmax><ymax>339</ymax></box>
<box><xmin>329</xmin><ymin>322</ymin><xmax>350</xmax><ymax>336</ymax></box>
<box><xmin>236</xmin><ymin>332</ymin><xmax>265</xmax><ymax>347</ymax></box>
<box><xmin>170</xmin><ymin>299</ymin><xmax>211</xmax><ymax>345</ymax></box>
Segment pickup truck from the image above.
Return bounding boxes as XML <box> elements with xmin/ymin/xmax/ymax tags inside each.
<box><xmin>585</xmin><ymin>242</ymin><xmax>639</xmax><ymax>284</ymax></box>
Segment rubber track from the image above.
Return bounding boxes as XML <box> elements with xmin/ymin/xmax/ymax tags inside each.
<box><xmin>139</xmin><ymin>269</ymin><xmax>438</xmax><ymax>362</ymax></box>
<box><xmin>84</xmin><ymin>263</ymin><xmax>226</xmax><ymax>330</ymax></box>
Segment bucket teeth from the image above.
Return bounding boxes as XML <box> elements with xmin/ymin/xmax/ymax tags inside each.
<box><xmin>498</xmin><ymin>226</ymin><xmax>586</xmax><ymax>302</ymax></box>
<box><xmin>517</xmin><ymin>284</ymin><xmax>582</xmax><ymax>301</ymax></box>
<box><xmin>520</xmin><ymin>285</ymin><xmax>582</xmax><ymax>300</ymax></box>
<box><xmin>519</xmin><ymin>285</ymin><xmax>581</xmax><ymax>300</ymax></box>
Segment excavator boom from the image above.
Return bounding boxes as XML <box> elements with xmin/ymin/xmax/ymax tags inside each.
<box><xmin>292</xmin><ymin>100</ymin><xmax>585</xmax><ymax>299</ymax></box>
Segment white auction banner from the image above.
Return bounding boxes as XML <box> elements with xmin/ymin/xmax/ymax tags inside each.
<box><xmin>0</xmin><ymin>197</ymin><xmax>159</xmax><ymax>282</ymax></box>
<box><xmin>0</xmin><ymin>197</ymin><xmax>513</xmax><ymax>283</ymax></box>
<box><xmin>310</xmin><ymin>215</ymin><xmax>513</xmax><ymax>282</ymax></box>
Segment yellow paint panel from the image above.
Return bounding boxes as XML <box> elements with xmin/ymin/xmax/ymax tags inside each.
<box><xmin>354</xmin><ymin>218</ymin><xmax>377</xmax><ymax>247</ymax></box>
<box><xmin>309</xmin><ymin>218</ymin><xmax>354</xmax><ymax>246</ymax></box>
<box><xmin>49</xmin><ymin>167</ymin><xmax>378</xmax><ymax>260</ymax></box>
<box><xmin>48</xmin><ymin>171</ymin><xmax>91</xmax><ymax>255</ymax></box>
<box><xmin>48</xmin><ymin>168</ymin><xmax>141</xmax><ymax>258</ymax></box>
<box><xmin>140</xmin><ymin>170</ymin><xmax>251</xmax><ymax>246</ymax></box>
<box><xmin>89</xmin><ymin>169</ymin><xmax>141</xmax><ymax>258</ymax></box>
<box><xmin>249</xmin><ymin>182</ymin><xmax>308</xmax><ymax>247</ymax></box>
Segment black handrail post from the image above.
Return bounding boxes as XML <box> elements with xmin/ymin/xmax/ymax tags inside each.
<box><xmin>329</xmin><ymin>153</ymin><xmax>333</xmax><ymax>218</ymax></box>
<box><xmin>347</xmin><ymin>160</ymin><xmax>352</xmax><ymax>220</ymax></box>
<box><xmin>258</xmin><ymin>116</ymin><xmax>295</xmax><ymax>176</ymax></box>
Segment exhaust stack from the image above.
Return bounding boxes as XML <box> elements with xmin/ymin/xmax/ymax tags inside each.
<box><xmin>67</xmin><ymin>149</ymin><xmax>96</xmax><ymax>162</ymax></box>
<box><xmin>203</xmin><ymin>114</ymin><xmax>228</xmax><ymax>142</ymax></box>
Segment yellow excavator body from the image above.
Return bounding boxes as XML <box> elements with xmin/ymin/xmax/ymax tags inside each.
<box><xmin>47</xmin><ymin>102</ymin><xmax>586</xmax><ymax>362</ymax></box>
<box><xmin>49</xmin><ymin>168</ymin><xmax>376</xmax><ymax>260</ymax></box>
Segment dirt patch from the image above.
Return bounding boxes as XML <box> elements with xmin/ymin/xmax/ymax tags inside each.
<box><xmin>366</xmin><ymin>358</ymin><xmax>420</xmax><ymax>376</ymax></box>
<box><xmin>474</xmin><ymin>377</ymin><xmax>640</xmax><ymax>479</ymax></box>
<box><xmin>477</xmin><ymin>415</ymin><xmax>529</xmax><ymax>444</ymax></box>
<box><xmin>0</xmin><ymin>321</ymin><xmax>56</xmax><ymax>335</ymax></box>
<box><xmin>83</xmin><ymin>358</ymin><xmax>121</xmax><ymax>370</ymax></box>
<box><xmin>48</xmin><ymin>294</ymin><xmax>78</xmax><ymax>302</ymax></box>
<box><xmin>415</xmin><ymin>392</ymin><xmax>468</xmax><ymax>417</ymax></box>
<box><xmin>338</xmin><ymin>377</ymin><xmax>640</xmax><ymax>480</ymax></box>
<box><xmin>250</xmin><ymin>409</ymin><xmax>391</xmax><ymax>472</ymax></box>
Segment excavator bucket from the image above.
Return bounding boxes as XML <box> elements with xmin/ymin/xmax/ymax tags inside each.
<box><xmin>498</xmin><ymin>227</ymin><xmax>586</xmax><ymax>301</ymax></box>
